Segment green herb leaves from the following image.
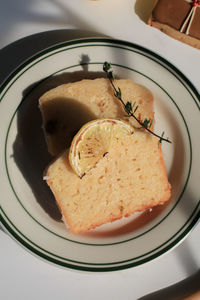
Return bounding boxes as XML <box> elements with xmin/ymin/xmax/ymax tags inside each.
<box><xmin>158</xmin><ymin>131</ymin><xmax>165</xmax><ymax>147</ymax></box>
<box><xmin>103</xmin><ymin>62</ymin><xmax>114</xmax><ymax>81</ymax></box>
<box><xmin>124</xmin><ymin>101</ymin><xmax>139</xmax><ymax>115</ymax></box>
<box><xmin>141</xmin><ymin>118</ymin><xmax>153</xmax><ymax>130</ymax></box>
<box><xmin>114</xmin><ymin>87</ymin><xmax>121</xmax><ymax>99</ymax></box>
<box><xmin>103</xmin><ymin>61</ymin><xmax>111</xmax><ymax>72</ymax></box>
<box><xmin>103</xmin><ymin>62</ymin><xmax>171</xmax><ymax>145</ymax></box>
<box><xmin>124</xmin><ymin>101</ymin><xmax>132</xmax><ymax>115</ymax></box>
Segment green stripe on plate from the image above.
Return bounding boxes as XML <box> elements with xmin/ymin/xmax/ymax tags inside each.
<box><xmin>0</xmin><ymin>38</ymin><xmax>199</xmax><ymax>272</ymax></box>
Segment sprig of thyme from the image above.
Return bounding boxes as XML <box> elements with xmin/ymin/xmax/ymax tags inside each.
<box><xmin>103</xmin><ymin>62</ymin><xmax>171</xmax><ymax>145</ymax></box>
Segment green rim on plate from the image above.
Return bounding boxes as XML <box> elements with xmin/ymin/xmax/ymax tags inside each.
<box><xmin>0</xmin><ymin>38</ymin><xmax>199</xmax><ymax>272</ymax></box>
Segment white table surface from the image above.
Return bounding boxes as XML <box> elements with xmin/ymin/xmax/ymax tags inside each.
<box><xmin>0</xmin><ymin>1</ymin><xmax>200</xmax><ymax>299</ymax></box>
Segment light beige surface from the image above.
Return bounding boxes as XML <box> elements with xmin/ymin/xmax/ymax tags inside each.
<box><xmin>1</xmin><ymin>0</ymin><xmax>200</xmax><ymax>297</ymax></box>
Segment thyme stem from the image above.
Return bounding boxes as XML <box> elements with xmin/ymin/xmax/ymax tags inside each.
<box><xmin>103</xmin><ymin>62</ymin><xmax>171</xmax><ymax>144</ymax></box>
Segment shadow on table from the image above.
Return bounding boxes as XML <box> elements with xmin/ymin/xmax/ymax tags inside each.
<box><xmin>0</xmin><ymin>29</ymin><xmax>107</xmax><ymax>85</ymax></box>
<box><xmin>139</xmin><ymin>270</ymin><xmax>200</xmax><ymax>300</ymax></box>
<box><xmin>0</xmin><ymin>0</ymin><xmax>102</xmax><ymax>54</ymax></box>
<box><xmin>0</xmin><ymin>28</ymin><xmax>107</xmax><ymax>221</ymax></box>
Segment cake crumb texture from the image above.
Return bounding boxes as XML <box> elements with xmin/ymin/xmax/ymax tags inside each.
<box><xmin>46</xmin><ymin>130</ymin><xmax>171</xmax><ymax>233</ymax></box>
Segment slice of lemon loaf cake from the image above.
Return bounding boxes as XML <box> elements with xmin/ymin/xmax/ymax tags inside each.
<box><xmin>45</xmin><ymin>119</ymin><xmax>171</xmax><ymax>234</ymax></box>
<box><xmin>39</xmin><ymin>78</ymin><xmax>154</xmax><ymax>156</ymax></box>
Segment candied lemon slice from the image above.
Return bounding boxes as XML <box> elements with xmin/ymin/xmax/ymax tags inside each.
<box><xmin>69</xmin><ymin>118</ymin><xmax>134</xmax><ymax>177</ymax></box>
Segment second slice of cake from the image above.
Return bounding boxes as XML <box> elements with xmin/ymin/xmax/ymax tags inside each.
<box><xmin>45</xmin><ymin>121</ymin><xmax>171</xmax><ymax>234</ymax></box>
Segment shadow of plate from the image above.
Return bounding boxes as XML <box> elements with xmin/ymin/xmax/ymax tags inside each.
<box><xmin>0</xmin><ymin>29</ymin><xmax>108</xmax><ymax>85</ymax></box>
<box><xmin>139</xmin><ymin>270</ymin><xmax>200</xmax><ymax>300</ymax></box>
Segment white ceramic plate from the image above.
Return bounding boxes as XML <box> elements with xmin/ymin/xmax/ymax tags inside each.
<box><xmin>0</xmin><ymin>38</ymin><xmax>199</xmax><ymax>272</ymax></box>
